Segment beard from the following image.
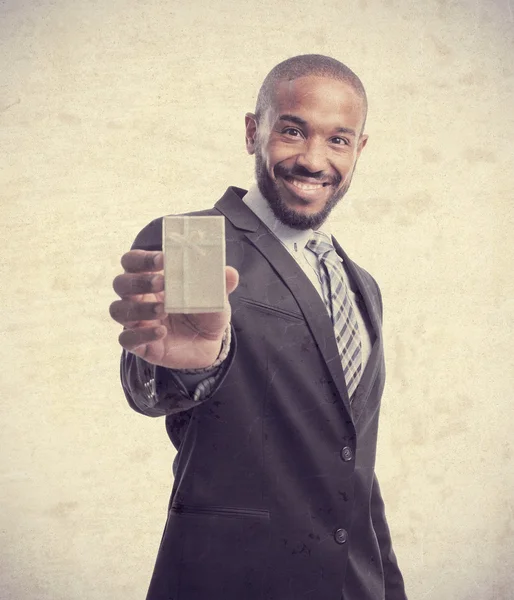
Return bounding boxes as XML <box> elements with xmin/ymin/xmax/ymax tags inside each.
<box><xmin>254</xmin><ymin>147</ymin><xmax>353</xmax><ymax>231</ymax></box>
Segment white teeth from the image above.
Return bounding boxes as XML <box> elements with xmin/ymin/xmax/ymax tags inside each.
<box><xmin>289</xmin><ymin>179</ymin><xmax>324</xmax><ymax>191</ymax></box>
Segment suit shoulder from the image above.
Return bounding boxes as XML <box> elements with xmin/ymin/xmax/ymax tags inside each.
<box><xmin>129</xmin><ymin>207</ymin><xmax>222</xmax><ymax>251</ymax></box>
<box><xmin>128</xmin><ymin>186</ymin><xmax>248</xmax><ymax>250</ymax></box>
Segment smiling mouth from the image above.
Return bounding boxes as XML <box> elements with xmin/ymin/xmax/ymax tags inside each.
<box><xmin>284</xmin><ymin>177</ymin><xmax>331</xmax><ymax>192</ymax></box>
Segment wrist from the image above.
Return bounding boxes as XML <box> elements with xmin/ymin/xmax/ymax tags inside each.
<box><xmin>175</xmin><ymin>325</ymin><xmax>232</xmax><ymax>374</ymax></box>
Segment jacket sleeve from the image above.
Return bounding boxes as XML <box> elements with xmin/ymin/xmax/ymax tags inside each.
<box><xmin>118</xmin><ymin>216</ymin><xmax>236</xmax><ymax>417</ymax></box>
<box><xmin>370</xmin><ymin>475</ymin><xmax>408</xmax><ymax>600</ymax></box>
<box><xmin>120</xmin><ymin>338</ymin><xmax>235</xmax><ymax>417</ymax></box>
<box><xmin>370</xmin><ymin>275</ymin><xmax>408</xmax><ymax>598</ymax></box>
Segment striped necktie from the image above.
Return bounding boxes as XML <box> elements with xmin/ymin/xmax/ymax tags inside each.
<box><xmin>307</xmin><ymin>231</ymin><xmax>362</xmax><ymax>400</ymax></box>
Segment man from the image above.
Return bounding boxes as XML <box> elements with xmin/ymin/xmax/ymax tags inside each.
<box><xmin>110</xmin><ymin>54</ymin><xmax>408</xmax><ymax>600</ymax></box>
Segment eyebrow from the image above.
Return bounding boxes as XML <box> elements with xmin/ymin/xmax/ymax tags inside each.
<box><xmin>278</xmin><ymin>114</ymin><xmax>357</xmax><ymax>137</ymax></box>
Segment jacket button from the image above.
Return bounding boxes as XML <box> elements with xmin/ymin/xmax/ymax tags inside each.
<box><xmin>334</xmin><ymin>528</ymin><xmax>348</xmax><ymax>544</ymax></box>
<box><xmin>340</xmin><ymin>446</ymin><xmax>353</xmax><ymax>462</ymax></box>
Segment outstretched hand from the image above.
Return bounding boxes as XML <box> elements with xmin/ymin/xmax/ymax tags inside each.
<box><xmin>110</xmin><ymin>250</ymin><xmax>239</xmax><ymax>369</ymax></box>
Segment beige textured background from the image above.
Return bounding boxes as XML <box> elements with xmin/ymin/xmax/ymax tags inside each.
<box><xmin>1</xmin><ymin>0</ymin><xmax>513</xmax><ymax>598</ymax></box>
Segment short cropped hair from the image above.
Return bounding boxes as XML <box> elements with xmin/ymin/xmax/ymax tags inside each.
<box><xmin>255</xmin><ymin>54</ymin><xmax>368</xmax><ymax>130</ymax></box>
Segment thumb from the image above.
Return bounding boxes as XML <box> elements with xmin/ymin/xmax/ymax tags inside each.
<box><xmin>225</xmin><ymin>266</ymin><xmax>239</xmax><ymax>296</ymax></box>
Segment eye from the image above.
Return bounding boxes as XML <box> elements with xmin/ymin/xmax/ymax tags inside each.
<box><xmin>331</xmin><ymin>136</ymin><xmax>350</xmax><ymax>146</ymax></box>
<box><xmin>282</xmin><ymin>127</ymin><xmax>303</xmax><ymax>137</ymax></box>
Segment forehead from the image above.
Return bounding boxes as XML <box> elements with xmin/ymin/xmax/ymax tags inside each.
<box><xmin>268</xmin><ymin>75</ymin><xmax>365</xmax><ymax>130</ymax></box>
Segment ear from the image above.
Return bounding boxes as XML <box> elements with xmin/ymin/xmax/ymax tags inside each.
<box><xmin>356</xmin><ymin>133</ymin><xmax>368</xmax><ymax>158</ymax></box>
<box><xmin>245</xmin><ymin>112</ymin><xmax>258</xmax><ymax>155</ymax></box>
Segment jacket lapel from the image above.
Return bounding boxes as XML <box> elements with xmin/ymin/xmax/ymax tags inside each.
<box><xmin>332</xmin><ymin>238</ymin><xmax>384</xmax><ymax>423</ymax></box>
<box><xmin>332</xmin><ymin>238</ymin><xmax>383</xmax><ymax>345</ymax></box>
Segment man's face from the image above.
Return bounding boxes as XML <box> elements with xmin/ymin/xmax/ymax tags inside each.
<box><xmin>245</xmin><ymin>75</ymin><xmax>368</xmax><ymax>230</ymax></box>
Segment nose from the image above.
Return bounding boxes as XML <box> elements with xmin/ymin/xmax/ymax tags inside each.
<box><xmin>295</xmin><ymin>138</ymin><xmax>329</xmax><ymax>174</ymax></box>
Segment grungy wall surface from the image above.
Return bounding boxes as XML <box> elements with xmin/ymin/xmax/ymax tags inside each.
<box><xmin>1</xmin><ymin>0</ymin><xmax>513</xmax><ymax>598</ymax></box>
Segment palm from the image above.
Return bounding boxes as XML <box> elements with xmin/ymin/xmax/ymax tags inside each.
<box><xmin>133</xmin><ymin>289</ymin><xmax>229</xmax><ymax>370</ymax></box>
<box><xmin>113</xmin><ymin>254</ymin><xmax>238</xmax><ymax>370</ymax></box>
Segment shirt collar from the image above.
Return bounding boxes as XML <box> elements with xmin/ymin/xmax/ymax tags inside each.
<box><xmin>243</xmin><ymin>184</ymin><xmax>334</xmax><ymax>252</ymax></box>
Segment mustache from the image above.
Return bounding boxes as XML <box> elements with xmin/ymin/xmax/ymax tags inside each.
<box><xmin>274</xmin><ymin>164</ymin><xmax>341</xmax><ymax>186</ymax></box>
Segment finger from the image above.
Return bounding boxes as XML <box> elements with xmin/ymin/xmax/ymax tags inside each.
<box><xmin>109</xmin><ymin>299</ymin><xmax>165</xmax><ymax>325</ymax></box>
<box><xmin>123</xmin><ymin>318</ymin><xmax>164</xmax><ymax>329</ymax></box>
<box><xmin>225</xmin><ymin>266</ymin><xmax>239</xmax><ymax>296</ymax></box>
<box><xmin>121</xmin><ymin>250</ymin><xmax>163</xmax><ymax>273</ymax></box>
<box><xmin>119</xmin><ymin>325</ymin><xmax>167</xmax><ymax>352</ymax></box>
<box><xmin>113</xmin><ymin>273</ymin><xmax>164</xmax><ymax>298</ymax></box>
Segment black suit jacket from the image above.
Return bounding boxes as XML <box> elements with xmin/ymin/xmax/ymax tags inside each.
<box><xmin>121</xmin><ymin>187</ymin><xmax>407</xmax><ymax>600</ymax></box>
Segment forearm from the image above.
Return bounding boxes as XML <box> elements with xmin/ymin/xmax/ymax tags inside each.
<box><xmin>120</xmin><ymin>325</ymin><xmax>235</xmax><ymax>416</ymax></box>
<box><xmin>121</xmin><ymin>350</ymin><xmax>197</xmax><ymax>416</ymax></box>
